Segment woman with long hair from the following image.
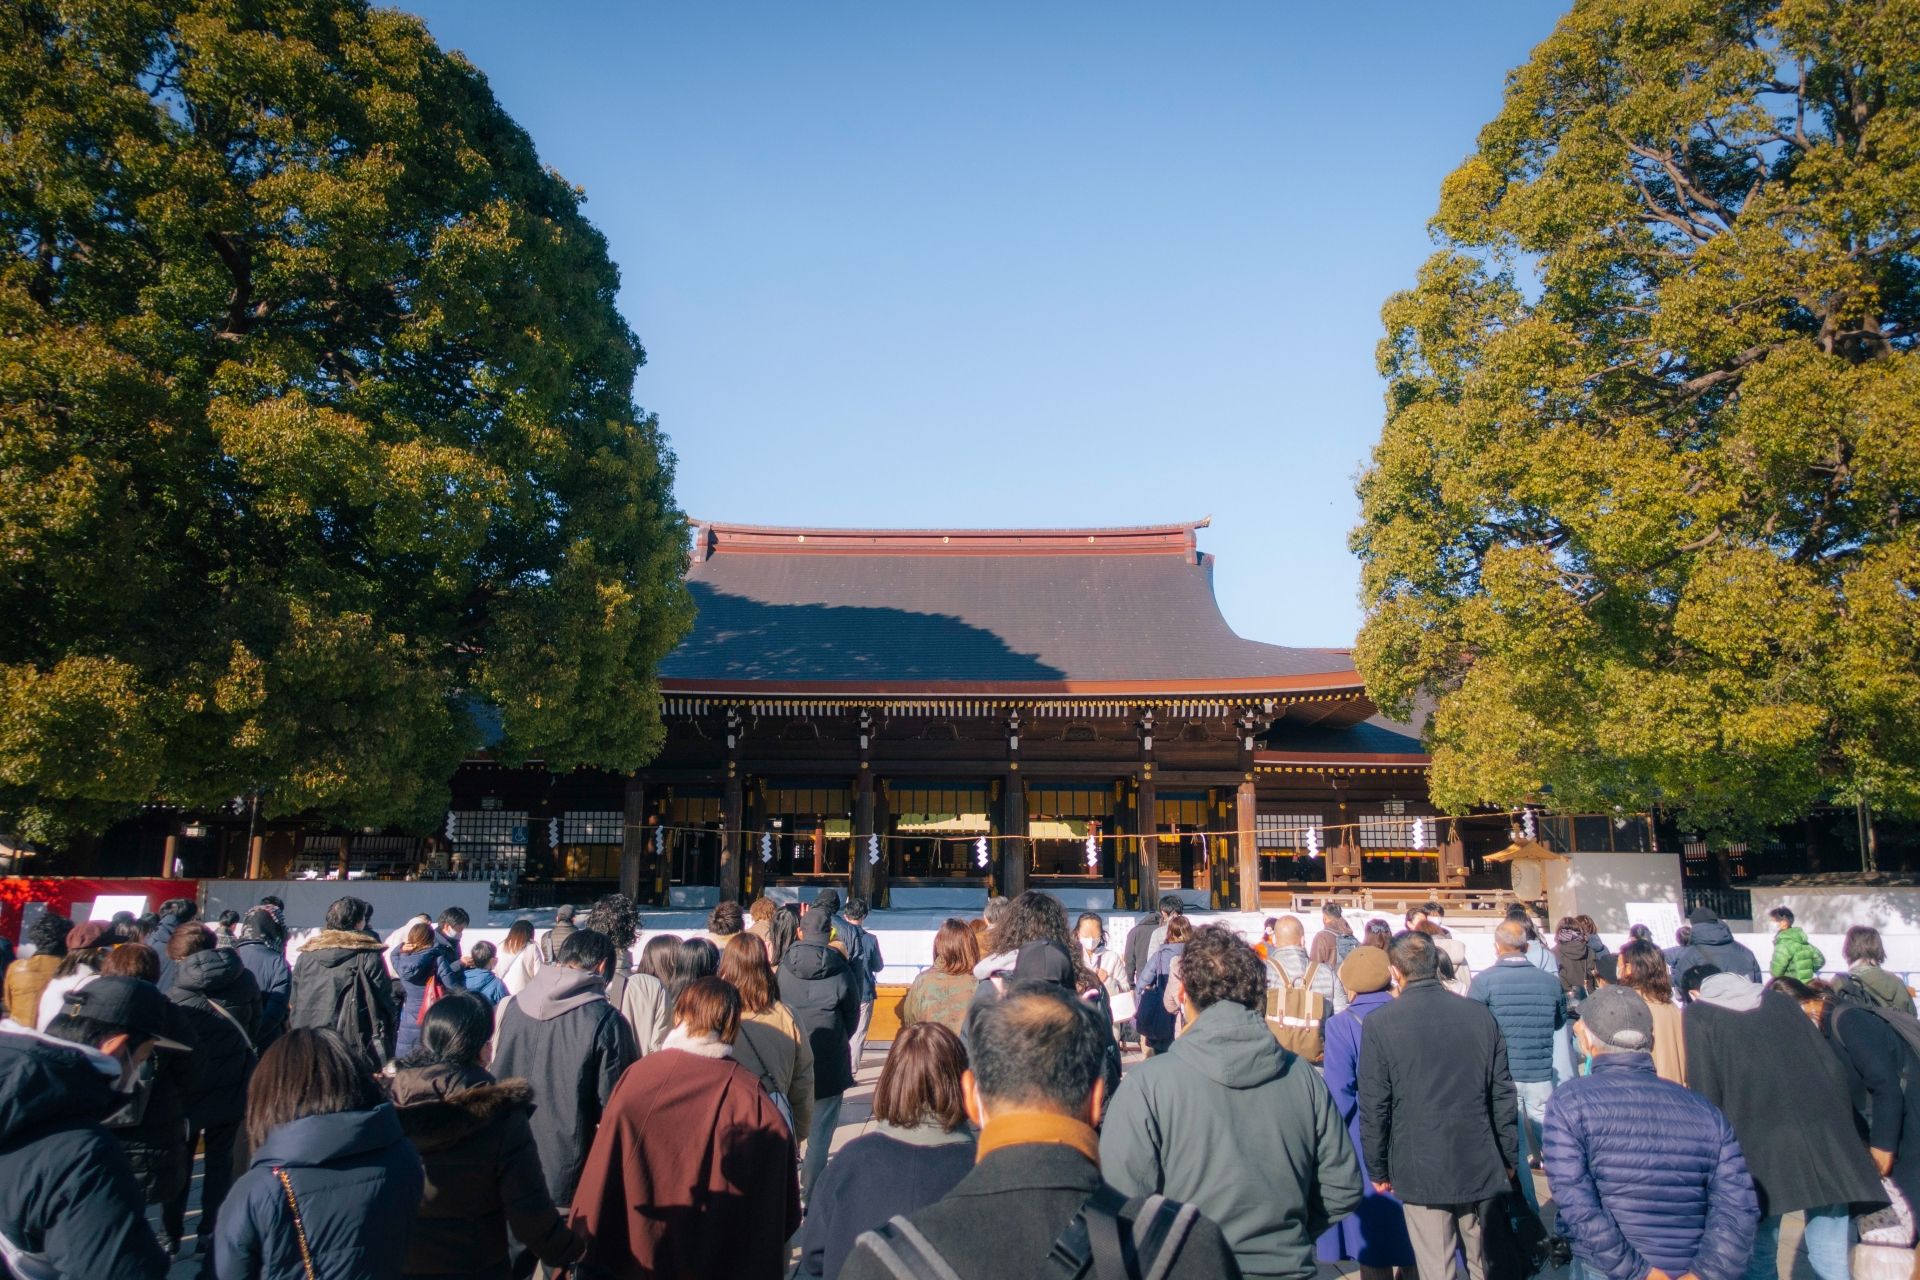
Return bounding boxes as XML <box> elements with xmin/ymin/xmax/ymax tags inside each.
<box><xmin>392</xmin><ymin>920</ymin><xmax>462</xmax><ymax>1060</ymax></box>
<box><xmin>619</xmin><ymin>934</ymin><xmax>680</xmax><ymax>1056</ymax></box>
<box><xmin>391</xmin><ymin>992</ymin><xmax>582</xmax><ymax>1280</ymax></box>
<box><xmin>1361</xmin><ymin>918</ymin><xmax>1394</xmax><ymax>951</ymax></box>
<box><xmin>793</xmin><ymin>1023</ymin><xmax>975</xmax><ymax>1280</ymax></box>
<box><xmin>979</xmin><ymin>890</ymin><xmax>1101</xmax><ymax>997</ymax></box>
<box><xmin>215</xmin><ymin>1029</ymin><xmax>424</xmax><ymax>1280</ymax></box>
<box><xmin>497</xmin><ymin>919</ymin><xmax>539</xmax><ymax>997</ymax></box>
<box><xmin>767</xmin><ymin>904</ymin><xmax>801</xmax><ymax>968</ymax></box>
<box><xmin>718</xmin><ymin>932</ymin><xmax>814</xmax><ymax>1140</ymax></box>
<box><xmin>1616</xmin><ymin>939</ymin><xmax>1686</xmax><ymax>1083</ymax></box>
<box><xmin>899</xmin><ymin>919</ymin><xmax>980</xmax><ymax>1036</ymax></box>
<box><xmin>570</xmin><ymin>979</ymin><xmax>800</xmax><ymax>1279</ymax></box>
<box><xmin>665</xmin><ymin>937</ymin><xmax>720</xmax><ymax>1009</ymax></box>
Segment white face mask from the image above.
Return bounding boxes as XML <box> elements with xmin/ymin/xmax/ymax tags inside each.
<box><xmin>1079</xmin><ymin>935</ymin><xmax>1098</xmax><ymax>951</ymax></box>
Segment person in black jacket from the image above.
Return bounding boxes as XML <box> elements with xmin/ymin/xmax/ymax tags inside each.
<box><xmin>163</xmin><ymin>924</ymin><xmax>262</xmax><ymax>1273</ymax></box>
<box><xmin>392</xmin><ymin>992</ymin><xmax>584</xmax><ymax>1280</ymax></box>
<box><xmin>838</xmin><ymin>982</ymin><xmax>1241</xmax><ymax>1280</ymax></box>
<box><xmin>231</xmin><ymin>909</ymin><xmax>292</xmax><ymax>1046</ymax></box>
<box><xmin>288</xmin><ymin>896</ymin><xmax>396</xmax><ymax>1070</ymax></box>
<box><xmin>1</xmin><ymin>976</ymin><xmax>190</xmax><ymax>1280</ymax></box>
<box><xmin>781</xmin><ymin>905</ymin><xmax>860</xmax><ymax>1202</ymax></box>
<box><xmin>489</xmin><ymin>928</ymin><xmax>637</xmax><ymax>1226</ymax></box>
<box><xmin>1685</xmin><ymin>972</ymin><xmax>1882</xmax><ymax>1280</ymax></box>
<box><xmin>1670</xmin><ymin>908</ymin><xmax>1762</xmax><ymax>1000</ymax></box>
<box><xmin>95</xmin><ymin>944</ymin><xmax>198</xmax><ymax>1252</ymax></box>
<box><xmin>838</xmin><ymin>896</ymin><xmax>885</xmax><ymax>1075</ymax></box>
<box><xmin>1358</xmin><ymin>930</ymin><xmax>1518</xmax><ymax>1280</ymax></box>
<box><xmin>148</xmin><ymin>898</ymin><xmax>197</xmax><ymax>993</ymax></box>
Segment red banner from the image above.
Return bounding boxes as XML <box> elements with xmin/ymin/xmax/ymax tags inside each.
<box><xmin>0</xmin><ymin>878</ymin><xmax>199</xmax><ymax>943</ymax></box>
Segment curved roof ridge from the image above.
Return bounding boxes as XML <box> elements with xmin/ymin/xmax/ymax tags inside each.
<box><xmin>690</xmin><ymin>519</ymin><xmax>1212</xmax><ymax>559</ymax></box>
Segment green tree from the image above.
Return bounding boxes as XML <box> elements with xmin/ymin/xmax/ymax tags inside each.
<box><xmin>1354</xmin><ymin>0</ymin><xmax>1920</xmax><ymax>837</ymax></box>
<box><xmin>0</xmin><ymin>0</ymin><xmax>691</xmax><ymax>842</ymax></box>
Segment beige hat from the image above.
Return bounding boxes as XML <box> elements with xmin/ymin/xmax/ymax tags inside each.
<box><xmin>1338</xmin><ymin>945</ymin><xmax>1391</xmax><ymax>995</ymax></box>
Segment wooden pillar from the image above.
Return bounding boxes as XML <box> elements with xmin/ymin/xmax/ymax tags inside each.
<box><xmin>1136</xmin><ymin>773</ymin><xmax>1159</xmax><ymax>912</ymax></box>
<box><xmin>246</xmin><ymin>834</ymin><xmax>266</xmax><ymax>880</ymax></box>
<box><xmin>336</xmin><ymin>835</ymin><xmax>352</xmax><ymax>882</ymax></box>
<box><xmin>619</xmin><ymin>777</ymin><xmax>646</xmax><ymax>901</ymax></box>
<box><xmin>1438</xmin><ymin>817</ymin><xmax>1467</xmax><ymax>887</ymax></box>
<box><xmin>1000</xmin><ymin>769</ymin><xmax>1027</xmax><ymax>898</ymax></box>
<box><xmin>161</xmin><ymin>834</ymin><xmax>179</xmax><ymax>879</ymax></box>
<box><xmin>1234</xmin><ymin>778</ymin><xmax>1260</xmax><ymax>911</ymax></box>
<box><xmin>720</xmin><ymin>773</ymin><xmax>744</xmax><ymax>904</ymax></box>
<box><xmin>871</xmin><ymin>780</ymin><xmax>892</xmax><ymax>909</ymax></box>
<box><xmin>853</xmin><ymin>769</ymin><xmax>876</xmax><ymax>904</ymax></box>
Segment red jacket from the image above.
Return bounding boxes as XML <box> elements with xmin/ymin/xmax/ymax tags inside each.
<box><xmin>570</xmin><ymin>1045</ymin><xmax>800</xmax><ymax>1279</ymax></box>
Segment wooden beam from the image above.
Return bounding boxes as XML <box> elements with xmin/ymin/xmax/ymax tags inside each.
<box><xmin>719</xmin><ymin>775</ymin><xmax>744</xmax><ymax>903</ymax></box>
<box><xmin>1234</xmin><ymin>779</ymin><xmax>1260</xmax><ymax>911</ymax></box>
<box><xmin>1000</xmin><ymin>770</ymin><xmax>1027</xmax><ymax>898</ymax></box>
<box><xmin>619</xmin><ymin>777</ymin><xmax>646</xmax><ymax>901</ymax></box>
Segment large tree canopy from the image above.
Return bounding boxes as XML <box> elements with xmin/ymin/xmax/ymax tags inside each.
<box><xmin>1354</xmin><ymin>0</ymin><xmax>1920</xmax><ymax>836</ymax></box>
<box><xmin>0</xmin><ymin>0</ymin><xmax>691</xmax><ymax>841</ymax></box>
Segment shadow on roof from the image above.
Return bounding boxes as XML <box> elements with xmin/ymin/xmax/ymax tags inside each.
<box><xmin>659</xmin><ymin>585</ymin><xmax>1069</xmax><ymax>683</ymax></box>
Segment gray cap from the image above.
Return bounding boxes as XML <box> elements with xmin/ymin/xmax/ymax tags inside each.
<box><xmin>1580</xmin><ymin>984</ymin><xmax>1654</xmax><ymax>1052</ymax></box>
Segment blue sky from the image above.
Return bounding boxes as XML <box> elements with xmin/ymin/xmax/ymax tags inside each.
<box><xmin>400</xmin><ymin>1</ymin><xmax>1564</xmax><ymax>648</ymax></box>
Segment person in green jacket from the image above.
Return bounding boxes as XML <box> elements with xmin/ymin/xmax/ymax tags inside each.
<box><xmin>1100</xmin><ymin>924</ymin><xmax>1362</xmax><ymax>1280</ymax></box>
<box><xmin>1766</xmin><ymin>907</ymin><xmax>1825</xmax><ymax>983</ymax></box>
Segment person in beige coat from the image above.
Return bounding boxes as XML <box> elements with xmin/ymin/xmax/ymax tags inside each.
<box><xmin>719</xmin><ymin>933</ymin><xmax>815</xmax><ymax>1138</ymax></box>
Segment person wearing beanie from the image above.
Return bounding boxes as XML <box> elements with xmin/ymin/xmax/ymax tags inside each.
<box><xmin>779</xmin><ymin>903</ymin><xmax>859</xmax><ymax>1202</ymax></box>
<box><xmin>1314</xmin><ymin>941</ymin><xmax>1412</xmax><ymax>1279</ymax></box>
<box><xmin>31</xmin><ymin>922</ymin><xmax>114</xmax><ymax>1033</ymax></box>
<box><xmin>540</xmin><ymin>904</ymin><xmax>577</xmax><ymax>964</ymax></box>
<box><xmin>1685</xmin><ymin>970</ymin><xmax>1883</xmax><ymax>1279</ymax></box>
<box><xmin>1670</xmin><ymin>907</ymin><xmax>1761</xmax><ymax>1000</ymax></box>
<box><xmin>1541</xmin><ymin>985</ymin><xmax>1758</xmax><ymax>1280</ymax></box>
<box><xmin>1468</xmin><ymin>920</ymin><xmax>1568</xmax><ymax>1199</ymax></box>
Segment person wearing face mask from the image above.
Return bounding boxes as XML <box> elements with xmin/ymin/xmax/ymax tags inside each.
<box><xmin>1074</xmin><ymin>912</ymin><xmax>1126</xmax><ymax>997</ymax></box>
<box><xmin>0</xmin><ymin>975</ymin><xmax>190</xmax><ymax>1280</ymax></box>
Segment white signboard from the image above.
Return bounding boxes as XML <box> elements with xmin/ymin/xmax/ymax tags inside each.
<box><xmin>1626</xmin><ymin>900</ymin><xmax>1685</xmax><ymax>947</ymax></box>
<box><xmin>76</xmin><ymin>894</ymin><xmax>151</xmax><ymax>923</ymax></box>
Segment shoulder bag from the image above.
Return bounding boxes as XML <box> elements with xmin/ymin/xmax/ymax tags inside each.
<box><xmin>274</xmin><ymin>1167</ymin><xmax>319</xmax><ymax>1280</ymax></box>
<box><xmin>1265</xmin><ymin>961</ymin><xmax>1328</xmax><ymax>1064</ymax></box>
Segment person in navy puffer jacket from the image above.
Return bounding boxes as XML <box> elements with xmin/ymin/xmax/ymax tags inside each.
<box><xmin>1543</xmin><ymin>986</ymin><xmax>1758</xmax><ymax>1280</ymax></box>
<box><xmin>1468</xmin><ymin>919</ymin><xmax>1567</xmax><ymax>1202</ymax></box>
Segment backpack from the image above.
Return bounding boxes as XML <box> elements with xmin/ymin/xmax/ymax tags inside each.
<box><xmin>1134</xmin><ymin>969</ymin><xmax>1177</xmax><ymax>1048</ymax></box>
<box><xmin>1265</xmin><ymin>960</ymin><xmax>1327</xmax><ymax>1064</ymax></box>
<box><xmin>855</xmin><ymin>1184</ymin><xmax>1199</xmax><ymax>1280</ymax></box>
<box><xmin>334</xmin><ymin>963</ymin><xmax>391</xmax><ymax>1067</ymax></box>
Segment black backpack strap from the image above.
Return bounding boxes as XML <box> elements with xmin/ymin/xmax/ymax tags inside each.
<box><xmin>1127</xmin><ymin>1194</ymin><xmax>1199</xmax><ymax>1280</ymax></box>
<box><xmin>855</xmin><ymin>1217</ymin><xmax>966</xmax><ymax>1280</ymax></box>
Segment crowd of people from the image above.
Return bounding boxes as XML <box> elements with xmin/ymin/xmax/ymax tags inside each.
<box><xmin>0</xmin><ymin>889</ymin><xmax>1916</xmax><ymax>1280</ymax></box>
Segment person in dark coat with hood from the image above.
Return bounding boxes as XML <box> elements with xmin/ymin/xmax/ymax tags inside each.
<box><xmin>0</xmin><ymin>978</ymin><xmax>185</xmax><ymax>1280</ymax></box>
<box><xmin>1542</xmin><ymin>985</ymin><xmax>1757</xmax><ymax>1280</ymax></box>
<box><xmin>215</xmin><ymin>1028</ymin><xmax>424</xmax><ymax>1280</ymax></box>
<box><xmin>149</xmin><ymin>898</ymin><xmax>197</xmax><ymax>994</ymax></box>
<box><xmin>1776</xmin><ymin>976</ymin><xmax>1920</xmax><ymax>1229</ymax></box>
<box><xmin>1685</xmin><ymin>972</ymin><xmax>1882</xmax><ymax>1280</ymax></box>
<box><xmin>1553</xmin><ymin>917</ymin><xmax>1602</xmax><ymax>1003</ymax></box>
<box><xmin>489</xmin><ymin>928</ymin><xmax>637</xmax><ymax>1219</ymax></box>
<box><xmin>231</xmin><ymin>909</ymin><xmax>293</xmax><ymax>1046</ymax></box>
<box><xmin>164</xmin><ymin>924</ymin><xmax>263</xmax><ymax>1272</ymax></box>
<box><xmin>1358</xmin><ymin>930</ymin><xmax>1518</xmax><ymax>1280</ymax></box>
<box><xmin>391</xmin><ymin>992</ymin><xmax>583</xmax><ymax>1280</ymax></box>
<box><xmin>1671</xmin><ymin>908</ymin><xmax>1762</xmax><ymax>1000</ymax></box>
<box><xmin>95</xmin><ymin>944</ymin><xmax>199</xmax><ymax>1243</ymax></box>
<box><xmin>288</xmin><ymin>896</ymin><xmax>396</xmax><ymax>1069</ymax></box>
<box><xmin>780</xmin><ymin>905</ymin><xmax>860</xmax><ymax>1202</ymax></box>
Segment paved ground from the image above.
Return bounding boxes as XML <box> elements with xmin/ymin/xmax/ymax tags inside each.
<box><xmin>154</xmin><ymin>1044</ymin><xmax>1824</xmax><ymax>1280</ymax></box>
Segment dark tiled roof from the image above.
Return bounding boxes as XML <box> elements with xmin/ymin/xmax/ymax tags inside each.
<box><xmin>1264</xmin><ymin>715</ymin><xmax>1425</xmax><ymax>755</ymax></box>
<box><xmin>658</xmin><ymin>523</ymin><xmax>1359</xmax><ymax>692</ymax></box>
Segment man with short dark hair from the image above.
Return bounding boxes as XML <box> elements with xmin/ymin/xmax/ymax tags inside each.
<box><xmin>492</xmin><ymin>927</ymin><xmax>638</xmax><ymax>1225</ymax></box>
<box><xmin>838</xmin><ymin>896</ymin><xmax>885</xmax><ymax>1075</ymax></box>
<box><xmin>541</xmin><ymin>903</ymin><xmax>577</xmax><ymax>963</ymax></box>
<box><xmin>782</xmin><ymin>906</ymin><xmax>859</xmax><ymax>1202</ymax></box>
<box><xmin>0</xmin><ymin>977</ymin><xmax>189</xmax><ymax>1279</ymax></box>
<box><xmin>1765</xmin><ymin>905</ymin><xmax>1823</xmax><ymax>984</ymax></box>
<box><xmin>842</xmin><ymin>983</ymin><xmax>1242</xmax><ymax>1280</ymax></box>
<box><xmin>1359</xmin><ymin>931</ymin><xmax>1518</xmax><ymax>1280</ymax></box>
<box><xmin>1103</xmin><ymin>926</ymin><xmax>1360</xmax><ymax>1279</ymax></box>
<box><xmin>705</xmin><ymin>900</ymin><xmax>744</xmax><ymax>947</ymax></box>
<box><xmin>1311</xmin><ymin>902</ymin><xmax>1358</xmax><ymax>969</ymax></box>
<box><xmin>1542</xmin><ymin>985</ymin><xmax>1757</xmax><ymax>1280</ymax></box>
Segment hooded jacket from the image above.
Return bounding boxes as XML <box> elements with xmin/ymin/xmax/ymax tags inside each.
<box><xmin>390</xmin><ymin>1063</ymin><xmax>580</xmax><ymax>1279</ymax></box>
<box><xmin>1101</xmin><ymin>1000</ymin><xmax>1363</xmax><ymax>1280</ymax></box>
<box><xmin>834</xmin><ymin>916</ymin><xmax>884</xmax><ymax>1003</ymax></box>
<box><xmin>289</xmin><ymin>929</ymin><xmax>396</xmax><ymax>1068</ymax></box>
<box><xmin>232</xmin><ymin>936</ymin><xmax>293</xmax><ymax>1044</ymax></box>
<box><xmin>170</xmin><ymin>946</ymin><xmax>262</xmax><ymax>1127</ymax></box>
<box><xmin>778</xmin><ymin>940</ymin><xmax>860</xmax><ymax>1098</ymax></box>
<box><xmin>1683</xmin><ymin>984</ymin><xmax>1885</xmax><ymax>1215</ymax></box>
<box><xmin>1844</xmin><ymin>962</ymin><xmax>1917</xmax><ymax>1014</ymax></box>
<box><xmin>1554</xmin><ymin>929</ymin><xmax>1600</xmax><ymax>1000</ymax></box>
<box><xmin>1767</xmin><ymin>927</ymin><xmax>1825</xmax><ymax>984</ymax></box>
<box><xmin>0</xmin><ymin>1028</ymin><xmax>169</xmax><ymax>1280</ymax></box>
<box><xmin>1671</xmin><ymin>919</ymin><xmax>1761</xmax><ymax>997</ymax></box>
<box><xmin>1542</xmin><ymin>1052</ymin><xmax>1757</xmax><ymax>1280</ymax></box>
<box><xmin>489</xmin><ymin>963</ymin><xmax>637</xmax><ymax>1209</ymax></box>
<box><xmin>215</xmin><ymin>1104</ymin><xmax>424</xmax><ymax>1280</ymax></box>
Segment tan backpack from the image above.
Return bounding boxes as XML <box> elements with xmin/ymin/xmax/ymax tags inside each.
<box><xmin>1265</xmin><ymin>961</ymin><xmax>1328</xmax><ymax>1064</ymax></box>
